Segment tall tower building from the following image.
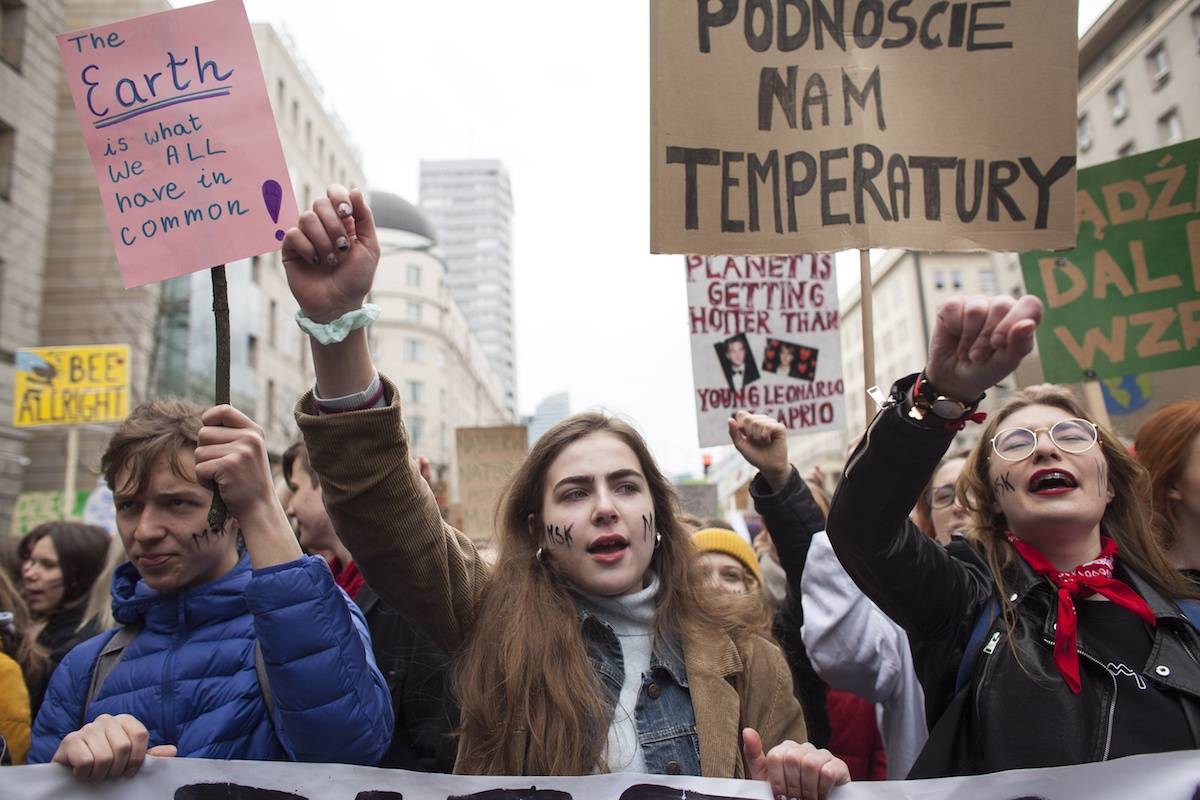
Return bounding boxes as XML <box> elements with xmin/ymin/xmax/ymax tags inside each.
<box><xmin>419</xmin><ymin>159</ymin><xmax>517</xmax><ymax>420</ymax></box>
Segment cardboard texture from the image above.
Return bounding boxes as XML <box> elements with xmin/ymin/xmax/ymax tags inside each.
<box><xmin>57</xmin><ymin>0</ymin><xmax>298</xmax><ymax>287</ymax></box>
<box><xmin>1020</xmin><ymin>138</ymin><xmax>1200</xmax><ymax>384</ymax></box>
<box><xmin>651</xmin><ymin>0</ymin><xmax>1079</xmax><ymax>254</ymax></box>
<box><xmin>13</xmin><ymin>345</ymin><xmax>130</xmax><ymax>427</ymax></box>
<box><xmin>455</xmin><ymin>425</ymin><xmax>528</xmax><ymax>541</ymax></box>
<box><xmin>687</xmin><ymin>254</ymin><xmax>845</xmax><ymax>446</ymax></box>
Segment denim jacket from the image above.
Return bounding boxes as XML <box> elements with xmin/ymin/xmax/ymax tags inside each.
<box><xmin>580</xmin><ymin>610</ymin><xmax>702</xmax><ymax>776</ymax></box>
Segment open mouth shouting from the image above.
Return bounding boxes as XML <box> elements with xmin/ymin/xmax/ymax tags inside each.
<box><xmin>587</xmin><ymin>534</ymin><xmax>630</xmax><ymax>564</ymax></box>
<box><xmin>1028</xmin><ymin>468</ymin><xmax>1079</xmax><ymax>496</ymax></box>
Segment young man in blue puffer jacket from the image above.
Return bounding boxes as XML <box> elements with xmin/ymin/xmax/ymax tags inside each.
<box><xmin>28</xmin><ymin>398</ymin><xmax>394</xmax><ymax>778</ymax></box>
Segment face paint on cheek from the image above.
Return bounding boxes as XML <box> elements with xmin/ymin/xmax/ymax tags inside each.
<box><xmin>546</xmin><ymin>523</ymin><xmax>574</xmax><ymax>548</ymax></box>
<box><xmin>190</xmin><ymin>525</ymin><xmax>227</xmax><ymax>549</ymax></box>
<box><xmin>642</xmin><ymin>512</ymin><xmax>655</xmax><ymax>543</ymax></box>
<box><xmin>1097</xmin><ymin>462</ymin><xmax>1107</xmax><ymax>497</ymax></box>
<box><xmin>993</xmin><ymin>472</ymin><xmax>1015</xmax><ymax>497</ymax></box>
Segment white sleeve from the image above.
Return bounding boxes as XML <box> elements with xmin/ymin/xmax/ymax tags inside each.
<box><xmin>800</xmin><ymin>532</ymin><xmax>908</xmax><ymax>704</ymax></box>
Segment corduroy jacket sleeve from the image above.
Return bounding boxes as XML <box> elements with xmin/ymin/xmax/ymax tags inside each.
<box><xmin>294</xmin><ymin>375</ymin><xmax>489</xmax><ymax>655</ymax></box>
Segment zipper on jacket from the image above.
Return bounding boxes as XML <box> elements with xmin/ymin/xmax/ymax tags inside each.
<box><xmin>1045</xmin><ymin>636</ymin><xmax>1117</xmax><ymax>760</ymax></box>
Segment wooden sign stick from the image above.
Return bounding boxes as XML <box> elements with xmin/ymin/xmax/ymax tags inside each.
<box><xmin>858</xmin><ymin>249</ymin><xmax>877</xmax><ymax>428</ymax></box>
<box><xmin>206</xmin><ymin>264</ymin><xmax>230</xmax><ymax>531</ymax></box>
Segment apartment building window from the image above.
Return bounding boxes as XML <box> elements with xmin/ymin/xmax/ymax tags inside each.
<box><xmin>0</xmin><ymin>117</ymin><xmax>13</xmax><ymax>200</ymax></box>
<box><xmin>404</xmin><ymin>338</ymin><xmax>424</xmax><ymax>362</ymax></box>
<box><xmin>1077</xmin><ymin>114</ymin><xmax>1093</xmax><ymax>153</ymax></box>
<box><xmin>951</xmin><ymin>270</ymin><xmax>963</xmax><ymax>290</ymax></box>
<box><xmin>1146</xmin><ymin>43</ymin><xmax>1170</xmax><ymax>87</ymax></box>
<box><xmin>933</xmin><ymin>270</ymin><xmax>946</xmax><ymax>290</ymax></box>
<box><xmin>250</xmin><ymin>254</ymin><xmax>261</xmax><ymax>284</ymax></box>
<box><xmin>1</xmin><ymin>0</ymin><xmax>26</xmax><ymax>70</ymax></box>
<box><xmin>304</xmin><ymin>119</ymin><xmax>312</xmax><ymax>148</ymax></box>
<box><xmin>247</xmin><ymin>334</ymin><xmax>258</xmax><ymax>368</ymax></box>
<box><xmin>1108</xmin><ymin>82</ymin><xmax>1129</xmax><ymax>123</ymax></box>
<box><xmin>407</xmin><ymin>416</ymin><xmax>424</xmax><ymax>447</ymax></box>
<box><xmin>1118</xmin><ymin>140</ymin><xmax>1136</xmax><ymax>158</ymax></box>
<box><xmin>980</xmin><ymin>269</ymin><xmax>998</xmax><ymax>294</ymax></box>
<box><xmin>407</xmin><ymin>301</ymin><xmax>421</xmax><ymax>322</ymax></box>
<box><xmin>406</xmin><ymin>380</ymin><xmax>424</xmax><ymax>405</ymax></box>
<box><xmin>407</xmin><ymin>264</ymin><xmax>422</xmax><ymax>288</ymax></box>
<box><xmin>266</xmin><ymin>379</ymin><xmax>276</xmax><ymax>431</ymax></box>
<box><xmin>1159</xmin><ymin>108</ymin><xmax>1185</xmax><ymax>145</ymax></box>
<box><xmin>302</xmin><ymin>183</ymin><xmax>310</xmax><ymax>207</ymax></box>
<box><xmin>269</xmin><ymin>300</ymin><xmax>278</xmax><ymax>347</ymax></box>
<box><xmin>276</xmin><ymin>78</ymin><xmax>285</xmax><ymax>106</ymax></box>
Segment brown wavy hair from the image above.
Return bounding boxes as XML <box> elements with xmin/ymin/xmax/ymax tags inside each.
<box><xmin>1134</xmin><ymin>400</ymin><xmax>1200</xmax><ymax>554</ymax></box>
<box><xmin>0</xmin><ymin>567</ymin><xmax>49</xmax><ymax>692</ymax></box>
<box><xmin>957</xmin><ymin>386</ymin><xmax>1200</xmax><ymax>636</ymax></box>
<box><xmin>453</xmin><ymin>412</ymin><xmax>761</xmax><ymax>775</ymax></box>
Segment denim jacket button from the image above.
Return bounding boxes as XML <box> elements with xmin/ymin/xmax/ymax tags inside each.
<box><xmin>666</xmin><ymin>760</ymin><xmax>681</xmax><ymax>775</ymax></box>
<box><xmin>647</xmin><ymin>682</ymin><xmax>661</xmax><ymax>699</ymax></box>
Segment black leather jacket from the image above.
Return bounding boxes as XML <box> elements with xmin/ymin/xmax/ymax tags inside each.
<box><xmin>826</xmin><ymin>375</ymin><xmax>1200</xmax><ymax>778</ymax></box>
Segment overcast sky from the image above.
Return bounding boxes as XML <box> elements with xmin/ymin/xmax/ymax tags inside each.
<box><xmin>174</xmin><ymin>0</ymin><xmax>1115</xmax><ymax>476</ymax></box>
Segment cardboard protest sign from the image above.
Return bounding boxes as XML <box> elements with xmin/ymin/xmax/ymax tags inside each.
<box><xmin>1020</xmin><ymin>139</ymin><xmax>1200</xmax><ymax>384</ymax></box>
<box><xmin>57</xmin><ymin>0</ymin><xmax>298</xmax><ymax>288</ymax></box>
<box><xmin>676</xmin><ymin>482</ymin><xmax>719</xmax><ymax>518</ymax></box>
<box><xmin>5</xmin><ymin>749</ymin><xmax>1200</xmax><ymax>799</ymax></box>
<box><xmin>687</xmin><ymin>254</ymin><xmax>844</xmax><ymax>446</ymax></box>
<box><xmin>651</xmin><ymin>0</ymin><xmax>1078</xmax><ymax>254</ymax></box>
<box><xmin>456</xmin><ymin>425</ymin><xmax>528</xmax><ymax>540</ymax></box>
<box><xmin>12</xmin><ymin>345</ymin><xmax>129</xmax><ymax>427</ymax></box>
<box><xmin>8</xmin><ymin>490</ymin><xmax>91</xmax><ymax>536</ymax></box>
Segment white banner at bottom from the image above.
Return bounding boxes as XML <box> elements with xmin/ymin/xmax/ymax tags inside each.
<box><xmin>2</xmin><ymin>750</ymin><xmax>1198</xmax><ymax>800</ymax></box>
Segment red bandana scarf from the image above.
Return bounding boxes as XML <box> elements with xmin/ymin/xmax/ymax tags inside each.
<box><xmin>331</xmin><ymin>558</ymin><xmax>365</xmax><ymax>600</ymax></box>
<box><xmin>1005</xmin><ymin>533</ymin><xmax>1156</xmax><ymax>694</ymax></box>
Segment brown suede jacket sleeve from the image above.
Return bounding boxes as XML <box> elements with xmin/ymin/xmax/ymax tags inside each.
<box><xmin>294</xmin><ymin>375</ymin><xmax>489</xmax><ymax>655</ymax></box>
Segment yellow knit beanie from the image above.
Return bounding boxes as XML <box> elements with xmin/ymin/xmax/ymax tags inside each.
<box><xmin>691</xmin><ymin>528</ymin><xmax>763</xmax><ymax>585</ymax></box>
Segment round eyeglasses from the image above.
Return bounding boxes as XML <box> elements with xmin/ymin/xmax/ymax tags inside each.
<box><xmin>927</xmin><ymin>485</ymin><xmax>958</xmax><ymax>509</ymax></box>
<box><xmin>990</xmin><ymin>418</ymin><xmax>1099</xmax><ymax>462</ymax></box>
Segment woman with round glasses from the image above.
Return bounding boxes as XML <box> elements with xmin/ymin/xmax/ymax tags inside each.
<box><xmin>826</xmin><ymin>294</ymin><xmax>1200</xmax><ymax>778</ymax></box>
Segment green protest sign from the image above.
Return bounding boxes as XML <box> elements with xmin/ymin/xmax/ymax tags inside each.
<box><xmin>1020</xmin><ymin>138</ymin><xmax>1200</xmax><ymax>384</ymax></box>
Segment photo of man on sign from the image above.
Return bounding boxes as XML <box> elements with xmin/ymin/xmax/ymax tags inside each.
<box><xmin>715</xmin><ymin>333</ymin><xmax>760</xmax><ymax>391</ymax></box>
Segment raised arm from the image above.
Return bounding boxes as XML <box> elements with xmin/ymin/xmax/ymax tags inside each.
<box><xmin>282</xmin><ymin>185</ymin><xmax>489</xmax><ymax>654</ymax></box>
<box><xmin>826</xmin><ymin>295</ymin><xmax>1043</xmax><ymax>642</ymax></box>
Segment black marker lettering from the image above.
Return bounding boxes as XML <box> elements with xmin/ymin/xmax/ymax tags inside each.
<box><xmin>190</xmin><ymin>525</ymin><xmax>227</xmax><ymax>549</ymax></box>
<box><xmin>546</xmin><ymin>524</ymin><xmax>574</xmax><ymax>548</ymax></box>
<box><xmin>993</xmin><ymin>472</ymin><xmax>1015</xmax><ymax>497</ymax></box>
<box><xmin>642</xmin><ymin>512</ymin><xmax>656</xmax><ymax>543</ymax></box>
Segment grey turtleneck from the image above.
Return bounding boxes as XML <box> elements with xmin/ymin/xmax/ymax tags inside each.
<box><xmin>574</xmin><ymin>575</ymin><xmax>660</xmax><ymax>773</ymax></box>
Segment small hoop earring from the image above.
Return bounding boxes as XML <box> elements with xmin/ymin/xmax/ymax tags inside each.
<box><xmin>535</xmin><ymin>547</ymin><xmax>545</xmax><ymax>563</ymax></box>
<box><xmin>654</xmin><ymin>532</ymin><xmax>663</xmax><ymax>549</ymax></box>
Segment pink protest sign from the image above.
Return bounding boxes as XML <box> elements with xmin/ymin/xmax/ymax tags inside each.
<box><xmin>57</xmin><ymin>0</ymin><xmax>298</xmax><ymax>288</ymax></box>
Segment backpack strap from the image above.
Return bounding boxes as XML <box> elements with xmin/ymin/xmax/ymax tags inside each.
<box><xmin>82</xmin><ymin>624</ymin><xmax>141</xmax><ymax>727</ymax></box>
<box><xmin>254</xmin><ymin>640</ymin><xmax>275</xmax><ymax>723</ymax></box>
<box><xmin>955</xmin><ymin>597</ymin><xmax>1001</xmax><ymax>694</ymax></box>
<box><xmin>82</xmin><ymin>626</ymin><xmax>275</xmax><ymax>729</ymax></box>
<box><xmin>1178</xmin><ymin>599</ymin><xmax>1200</xmax><ymax>631</ymax></box>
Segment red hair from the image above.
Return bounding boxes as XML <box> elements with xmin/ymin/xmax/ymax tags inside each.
<box><xmin>1135</xmin><ymin>400</ymin><xmax>1200</xmax><ymax>547</ymax></box>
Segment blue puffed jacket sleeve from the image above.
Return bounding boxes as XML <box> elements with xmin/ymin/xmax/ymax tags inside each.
<box><xmin>27</xmin><ymin>630</ymin><xmax>117</xmax><ymax>764</ymax></box>
<box><xmin>245</xmin><ymin>555</ymin><xmax>394</xmax><ymax>764</ymax></box>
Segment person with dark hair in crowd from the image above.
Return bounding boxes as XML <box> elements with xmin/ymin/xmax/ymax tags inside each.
<box><xmin>27</xmin><ymin>397</ymin><xmax>393</xmax><ymax>778</ymax></box>
<box><xmin>828</xmin><ymin>294</ymin><xmax>1200</xmax><ymax>777</ymax></box>
<box><xmin>283</xmin><ymin>440</ymin><xmax>458</xmax><ymax>772</ymax></box>
<box><xmin>19</xmin><ymin>521</ymin><xmax>109</xmax><ymax>712</ymax></box>
<box><xmin>727</xmin><ymin>415</ymin><xmax>888</xmax><ymax>781</ymax></box>
<box><xmin>1135</xmin><ymin>400</ymin><xmax>1200</xmax><ymax>583</ymax></box>
<box><xmin>281</xmin><ymin>186</ymin><xmax>849</xmax><ymax>800</ymax></box>
<box><xmin>1</xmin><ymin>568</ymin><xmax>48</xmax><ymax>765</ymax></box>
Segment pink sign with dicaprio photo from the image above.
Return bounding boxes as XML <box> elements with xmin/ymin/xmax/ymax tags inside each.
<box><xmin>57</xmin><ymin>0</ymin><xmax>298</xmax><ymax>288</ymax></box>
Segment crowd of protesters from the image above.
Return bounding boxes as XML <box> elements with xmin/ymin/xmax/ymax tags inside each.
<box><xmin>0</xmin><ymin>187</ymin><xmax>1197</xmax><ymax>799</ymax></box>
